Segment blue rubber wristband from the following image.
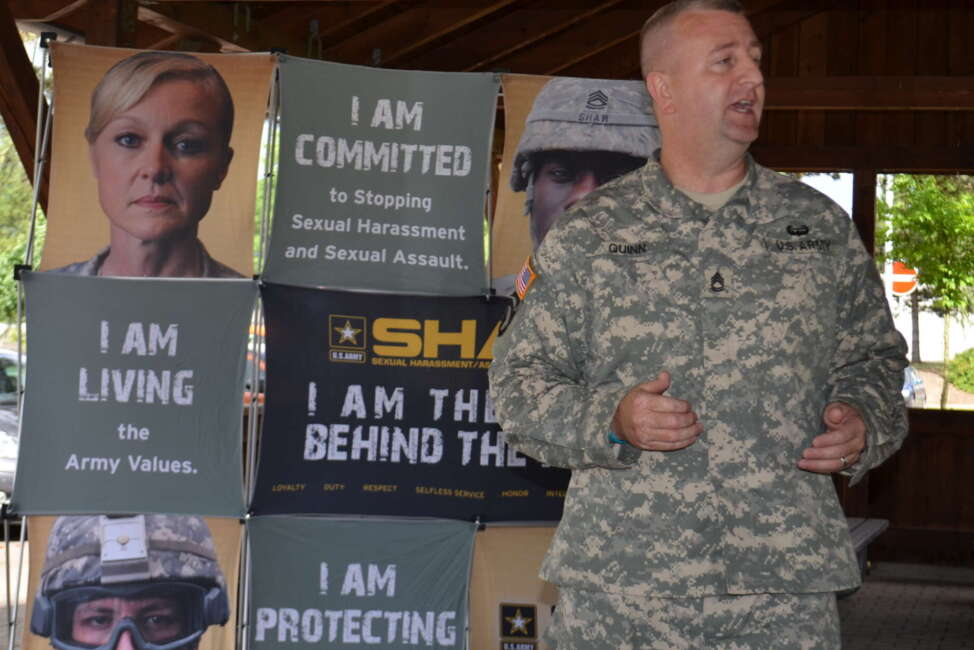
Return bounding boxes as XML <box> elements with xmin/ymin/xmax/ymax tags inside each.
<box><xmin>608</xmin><ymin>431</ymin><xmax>630</xmax><ymax>446</ymax></box>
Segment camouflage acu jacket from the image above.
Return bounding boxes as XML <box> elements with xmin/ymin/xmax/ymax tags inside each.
<box><xmin>488</xmin><ymin>156</ymin><xmax>908</xmax><ymax>597</ymax></box>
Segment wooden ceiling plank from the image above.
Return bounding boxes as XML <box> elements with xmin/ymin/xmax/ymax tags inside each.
<box><xmin>495</xmin><ymin>0</ymin><xmax>812</xmax><ymax>80</ymax></box>
<box><xmin>751</xmin><ymin>143</ymin><xmax>974</xmax><ymax>173</ymax></box>
<box><xmin>83</xmin><ymin>0</ymin><xmax>121</xmax><ymax>46</ymax></box>
<box><xmin>796</xmin><ymin>12</ymin><xmax>827</xmax><ymax>146</ymax></box>
<box><xmin>914</xmin><ymin>1</ymin><xmax>950</xmax><ymax>147</ymax></box>
<box><xmin>7</xmin><ymin>0</ymin><xmax>84</xmax><ymax>21</ymax></box>
<box><xmin>257</xmin><ymin>0</ymin><xmax>401</xmax><ymax>48</ymax></box>
<box><xmin>137</xmin><ymin>5</ymin><xmax>247</xmax><ymax>52</ymax></box>
<box><xmin>22</xmin><ymin>0</ymin><xmax>90</xmax><ymax>23</ymax></box>
<box><xmin>883</xmin><ymin>0</ymin><xmax>918</xmax><ymax>150</ymax></box>
<box><xmin>0</xmin><ymin>0</ymin><xmax>48</xmax><ymax>210</ymax></box>
<box><xmin>488</xmin><ymin>8</ymin><xmax>651</xmax><ymax>75</ymax></box>
<box><xmin>824</xmin><ymin>5</ymin><xmax>860</xmax><ymax>148</ymax></box>
<box><xmin>765</xmin><ymin>76</ymin><xmax>974</xmax><ymax>111</ymax></box>
<box><xmin>555</xmin><ymin>37</ymin><xmax>640</xmax><ymax>79</ymax></box>
<box><xmin>463</xmin><ymin>0</ymin><xmax>630</xmax><ymax>72</ymax></box>
<box><xmin>762</xmin><ymin>9</ymin><xmax>800</xmax><ymax>146</ymax></box>
<box><xmin>543</xmin><ymin>28</ymin><xmax>639</xmax><ymax>76</ymax></box>
<box><xmin>143</xmin><ymin>32</ymin><xmax>182</xmax><ymax>51</ymax></box>
<box><xmin>382</xmin><ymin>0</ymin><xmax>520</xmax><ymax>65</ymax></box>
<box><xmin>320</xmin><ymin>7</ymin><xmax>434</xmax><ymax>64</ymax></box>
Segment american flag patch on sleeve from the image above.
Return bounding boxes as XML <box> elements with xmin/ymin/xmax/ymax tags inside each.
<box><xmin>515</xmin><ymin>256</ymin><xmax>537</xmax><ymax>301</ymax></box>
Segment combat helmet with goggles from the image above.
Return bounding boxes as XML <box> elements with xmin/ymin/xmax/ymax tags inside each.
<box><xmin>31</xmin><ymin>515</ymin><xmax>229</xmax><ymax>650</ymax></box>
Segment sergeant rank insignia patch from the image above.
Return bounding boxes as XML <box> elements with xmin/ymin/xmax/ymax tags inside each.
<box><xmin>515</xmin><ymin>257</ymin><xmax>537</xmax><ymax>301</ymax></box>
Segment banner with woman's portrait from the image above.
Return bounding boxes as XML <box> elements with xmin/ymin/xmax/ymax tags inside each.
<box><xmin>491</xmin><ymin>74</ymin><xmax>659</xmax><ymax>295</ymax></box>
<box><xmin>41</xmin><ymin>43</ymin><xmax>274</xmax><ymax>278</ymax></box>
<box><xmin>23</xmin><ymin>514</ymin><xmax>242</xmax><ymax>650</ymax></box>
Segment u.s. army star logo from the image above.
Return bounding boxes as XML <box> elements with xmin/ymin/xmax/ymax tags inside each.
<box><xmin>328</xmin><ymin>315</ymin><xmax>367</xmax><ymax>363</ymax></box>
<box><xmin>500</xmin><ymin>603</ymin><xmax>538</xmax><ymax>648</ymax></box>
<box><xmin>334</xmin><ymin>320</ymin><xmax>361</xmax><ymax>345</ymax></box>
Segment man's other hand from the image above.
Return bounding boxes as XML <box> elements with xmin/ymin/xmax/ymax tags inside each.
<box><xmin>611</xmin><ymin>371</ymin><xmax>702</xmax><ymax>451</ymax></box>
<box><xmin>798</xmin><ymin>402</ymin><xmax>866</xmax><ymax>474</ymax></box>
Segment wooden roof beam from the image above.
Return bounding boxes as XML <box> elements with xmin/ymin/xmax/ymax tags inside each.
<box><xmin>381</xmin><ymin>0</ymin><xmax>520</xmax><ymax>66</ymax></box>
<box><xmin>462</xmin><ymin>0</ymin><xmax>631</xmax><ymax>72</ymax></box>
<box><xmin>765</xmin><ymin>76</ymin><xmax>974</xmax><ymax>111</ymax></box>
<box><xmin>8</xmin><ymin>0</ymin><xmax>88</xmax><ymax>22</ymax></box>
<box><xmin>137</xmin><ymin>5</ymin><xmax>247</xmax><ymax>52</ymax></box>
<box><xmin>751</xmin><ymin>144</ymin><xmax>974</xmax><ymax>173</ymax></box>
<box><xmin>0</xmin><ymin>1</ymin><xmax>49</xmax><ymax>211</ymax></box>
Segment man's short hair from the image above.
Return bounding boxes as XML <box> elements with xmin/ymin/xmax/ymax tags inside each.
<box><xmin>639</xmin><ymin>0</ymin><xmax>746</xmax><ymax>79</ymax></box>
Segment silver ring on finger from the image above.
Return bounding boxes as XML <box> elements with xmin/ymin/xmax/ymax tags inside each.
<box><xmin>840</xmin><ymin>455</ymin><xmax>848</xmax><ymax>468</ymax></box>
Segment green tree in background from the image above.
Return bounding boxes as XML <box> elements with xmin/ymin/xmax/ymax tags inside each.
<box><xmin>0</xmin><ymin>30</ymin><xmax>46</xmax><ymax>333</ymax></box>
<box><xmin>0</xmin><ymin>125</ymin><xmax>45</xmax><ymax>328</ymax></box>
<box><xmin>878</xmin><ymin>174</ymin><xmax>974</xmax><ymax>408</ymax></box>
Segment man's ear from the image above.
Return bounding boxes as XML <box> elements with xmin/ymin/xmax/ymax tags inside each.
<box><xmin>645</xmin><ymin>72</ymin><xmax>674</xmax><ymax>115</ymax></box>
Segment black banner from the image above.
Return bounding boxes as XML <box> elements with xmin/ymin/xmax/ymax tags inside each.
<box><xmin>250</xmin><ymin>285</ymin><xmax>568</xmax><ymax>520</ymax></box>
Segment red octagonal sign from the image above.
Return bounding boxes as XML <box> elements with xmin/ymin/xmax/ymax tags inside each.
<box><xmin>891</xmin><ymin>261</ymin><xmax>918</xmax><ymax>296</ymax></box>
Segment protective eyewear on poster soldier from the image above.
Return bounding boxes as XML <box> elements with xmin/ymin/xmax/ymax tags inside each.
<box><xmin>46</xmin><ymin>582</ymin><xmax>215</xmax><ymax>650</ymax></box>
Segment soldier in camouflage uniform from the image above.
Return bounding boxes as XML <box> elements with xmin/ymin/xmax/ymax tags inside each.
<box><xmin>31</xmin><ymin>515</ymin><xmax>229</xmax><ymax>650</ymax></box>
<box><xmin>489</xmin><ymin>1</ymin><xmax>908</xmax><ymax>648</ymax></box>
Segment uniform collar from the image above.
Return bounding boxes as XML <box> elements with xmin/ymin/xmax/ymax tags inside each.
<box><xmin>639</xmin><ymin>149</ymin><xmax>758</xmax><ymax>220</ymax></box>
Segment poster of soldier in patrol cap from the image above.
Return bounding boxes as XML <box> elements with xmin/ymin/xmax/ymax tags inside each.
<box><xmin>492</xmin><ymin>75</ymin><xmax>660</xmax><ymax>295</ymax></box>
<box><xmin>24</xmin><ymin>514</ymin><xmax>241</xmax><ymax>650</ymax></box>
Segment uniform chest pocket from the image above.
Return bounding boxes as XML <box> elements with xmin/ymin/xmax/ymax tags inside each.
<box><xmin>742</xmin><ymin>250</ymin><xmax>839</xmax><ymax>354</ymax></box>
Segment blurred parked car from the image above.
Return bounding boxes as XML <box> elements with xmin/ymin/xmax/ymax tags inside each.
<box><xmin>0</xmin><ymin>407</ymin><xmax>18</xmax><ymax>501</ymax></box>
<box><xmin>902</xmin><ymin>365</ymin><xmax>926</xmax><ymax>408</ymax></box>
<box><xmin>0</xmin><ymin>349</ymin><xmax>24</xmax><ymax>406</ymax></box>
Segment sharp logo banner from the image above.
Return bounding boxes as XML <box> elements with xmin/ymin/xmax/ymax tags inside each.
<box><xmin>263</xmin><ymin>56</ymin><xmax>498</xmax><ymax>295</ymax></box>
<box><xmin>14</xmin><ymin>273</ymin><xmax>256</xmax><ymax>516</ymax></box>
<box><xmin>251</xmin><ymin>284</ymin><xmax>569</xmax><ymax>520</ymax></box>
<box><xmin>249</xmin><ymin>517</ymin><xmax>475</xmax><ymax>649</ymax></box>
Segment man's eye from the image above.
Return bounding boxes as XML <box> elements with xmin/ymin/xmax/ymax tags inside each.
<box><xmin>114</xmin><ymin>133</ymin><xmax>141</xmax><ymax>148</ymax></box>
<box><xmin>143</xmin><ymin>614</ymin><xmax>178</xmax><ymax>630</ymax></box>
<box><xmin>173</xmin><ymin>138</ymin><xmax>206</xmax><ymax>155</ymax></box>
<box><xmin>81</xmin><ymin>614</ymin><xmax>114</xmax><ymax>629</ymax></box>
<box><xmin>546</xmin><ymin>167</ymin><xmax>575</xmax><ymax>183</ymax></box>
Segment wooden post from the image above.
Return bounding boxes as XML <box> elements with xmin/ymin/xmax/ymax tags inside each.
<box><xmin>835</xmin><ymin>167</ymin><xmax>880</xmax><ymax>517</ymax></box>
<box><xmin>852</xmin><ymin>168</ymin><xmax>877</xmax><ymax>256</ymax></box>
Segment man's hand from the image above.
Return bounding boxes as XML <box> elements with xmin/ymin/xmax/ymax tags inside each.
<box><xmin>798</xmin><ymin>402</ymin><xmax>866</xmax><ymax>474</ymax></box>
<box><xmin>611</xmin><ymin>371</ymin><xmax>702</xmax><ymax>451</ymax></box>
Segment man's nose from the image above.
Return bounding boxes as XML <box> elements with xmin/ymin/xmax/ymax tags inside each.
<box><xmin>740</xmin><ymin>56</ymin><xmax>764</xmax><ymax>88</ymax></box>
<box><xmin>139</xmin><ymin>140</ymin><xmax>173</xmax><ymax>184</ymax></box>
<box><xmin>564</xmin><ymin>171</ymin><xmax>599</xmax><ymax>209</ymax></box>
<box><xmin>114</xmin><ymin>629</ymin><xmax>137</xmax><ymax>650</ymax></box>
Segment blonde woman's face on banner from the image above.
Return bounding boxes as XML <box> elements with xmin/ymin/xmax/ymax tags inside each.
<box><xmin>88</xmin><ymin>79</ymin><xmax>232</xmax><ymax>244</ymax></box>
